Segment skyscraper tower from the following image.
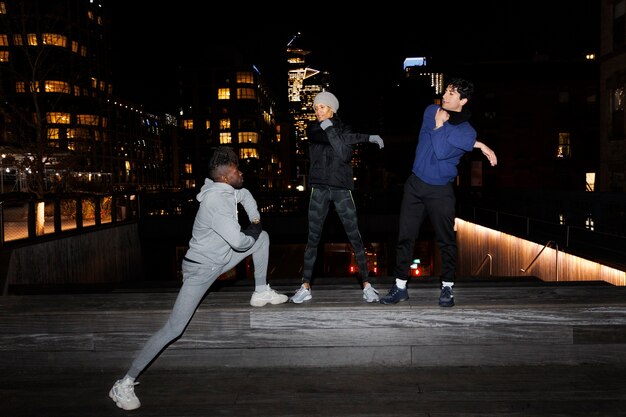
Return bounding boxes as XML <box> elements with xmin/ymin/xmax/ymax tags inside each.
<box><xmin>286</xmin><ymin>33</ymin><xmax>328</xmax><ymax>189</ymax></box>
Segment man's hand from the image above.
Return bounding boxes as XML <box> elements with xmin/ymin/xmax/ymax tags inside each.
<box><xmin>242</xmin><ymin>222</ymin><xmax>262</xmax><ymax>240</ymax></box>
<box><xmin>475</xmin><ymin>141</ymin><xmax>497</xmax><ymax>166</ymax></box>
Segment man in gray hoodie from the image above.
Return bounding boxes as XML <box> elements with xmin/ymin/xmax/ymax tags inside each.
<box><xmin>109</xmin><ymin>147</ymin><xmax>288</xmax><ymax>411</ymax></box>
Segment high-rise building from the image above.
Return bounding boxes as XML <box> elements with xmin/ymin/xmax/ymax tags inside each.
<box><xmin>286</xmin><ymin>34</ymin><xmax>328</xmax><ymax>189</ymax></box>
<box><xmin>0</xmin><ymin>0</ymin><xmax>169</xmax><ymax>194</ymax></box>
<box><xmin>600</xmin><ymin>0</ymin><xmax>626</xmax><ymax>192</ymax></box>
<box><xmin>175</xmin><ymin>64</ymin><xmax>281</xmax><ymax>193</ymax></box>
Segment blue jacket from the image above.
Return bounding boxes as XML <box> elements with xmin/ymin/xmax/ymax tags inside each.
<box><xmin>412</xmin><ymin>104</ymin><xmax>476</xmax><ymax>185</ymax></box>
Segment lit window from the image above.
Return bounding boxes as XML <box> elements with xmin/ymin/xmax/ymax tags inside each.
<box><xmin>41</xmin><ymin>33</ymin><xmax>67</xmax><ymax>47</ymax></box>
<box><xmin>184</xmin><ymin>163</ymin><xmax>192</xmax><ymax>174</ymax></box>
<box><xmin>102</xmin><ymin>118</ymin><xmax>107</xmax><ymax>128</ymax></box>
<box><xmin>0</xmin><ymin>50</ymin><xmax>8</xmax><ymax>62</ymax></box>
<box><xmin>44</xmin><ymin>81</ymin><xmax>70</xmax><ymax>94</ymax></box>
<box><xmin>217</xmin><ymin>88</ymin><xmax>230</xmax><ymax>100</ymax></box>
<box><xmin>91</xmin><ymin>77</ymin><xmax>97</xmax><ymax>89</ymax></box>
<box><xmin>80</xmin><ymin>46</ymin><xmax>87</xmax><ymax>56</ymax></box>
<box><xmin>219</xmin><ymin>118</ymin><xmax>231</xmax><ymax>130</ymax></box>
<box><xmin>67</xmin><ymin>128</ymin><xmax>75</xmax><ymax>139</ymax></box>
<box><xmin>15</xmin><ymin>81</ymin><xmax>24</xmax><ymax>93</ymax></box>
<box><xmin>0</xmin><ymin>2</ymin><xmax>6</xmax><ymax>14</ymax></box>
<box><xmin>87</xmin><ymin>10</ymin><xmax>94</xmax><ymax>20</ymax></box>
<box><xmin>13</xmin><ymin>34</ymin><xmax>23</xmax><ymax>45</ymax></box>
<box><xmin>0</xmin><ymin>34</ymin><xmax>7</xmax><ymax>46</ymax></box>
<box><xmin>71</xmin><ymin>41</ymin><xmax>78</xmax><ymax>53</ymax></box>
<box><xmin>239</xmin><ymin>148</ymin><xmax>258</xmax><ymax>159</ymax></box>
<box><xmin>219</xmin><ymin>132</ymin><xmax>232</xmax><ymax>144</ymax></box>
<box><xmin>237</xmin><ymin>88</ymin><xmax>256</xmax><ymax>100</ymax></box>
<box><xmin>238</xmin><ymin>132</ymin><xmax>259</xmax><ymax>143</ymax></box>
<box><xmin>205</xmin><ymin>120</ymin><xmax>210</xmax><ymax>129</ymax></box>
<box><xmin>47</xmin><ymin>128</ymin><xmax>60</xmax><ymax>139</ymax></box>
<box><xmin>182</xmin><ymin>119</ymin><xmax>193</xmax><ymax>129</ymax></box>
<box><xmin>74</xmin><ymin>85</ymin><xmax>80</xmax><ymax>96</ymax></box>
<box><xmin>77</xmin><ymin>115</ymin><xmax>99</xmax><ymax>126</ymax></box>
<box><xmin>586</xmin><ymin>172</ymin><xmax>595</xmax><ymax>192</ymax></box>
<box><xmin>27</xmin><ymin>34</ymin><xmax>37</xmax><ymax>46</ymax></box>
<box><xmin>46</xmin><ymin>112</ymin><xmax>71</xmax><ymax>124</ymax></box>
<box><xmin>557</xmin><ymin>132</ymin><xmax>571</xmax><ymax>158</ymax></box>
<box><xmin>236</xmin><ymin>71</ymin><xmax>254</xmax><ymax>84</ymax></box>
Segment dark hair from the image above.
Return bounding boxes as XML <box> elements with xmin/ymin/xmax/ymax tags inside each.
<box><xmin>446</xmin><ymin>78</ymin><xmax>474</xmax><ymax>100</ymax></box>
<box><xmin>208</xmin><ymin>146</ymin><xmax>238</xmax><ymax>181</ymax></box>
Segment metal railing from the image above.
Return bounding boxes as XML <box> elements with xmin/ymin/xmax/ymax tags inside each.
<box><xmin>473</xmin><ymin>253</ymin><xmax>493</xmax><ymax>276</ymax></box>
<box><xmin>520</xmin><ymin>240</ymin><xmax>559</xmax><ymax>281</ymax></box>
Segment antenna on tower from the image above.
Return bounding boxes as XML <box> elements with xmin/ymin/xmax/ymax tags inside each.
<box><xmin>287</xmin><ymin>32</ymin><xmax>301</xmax><ymax>47</ymax></box>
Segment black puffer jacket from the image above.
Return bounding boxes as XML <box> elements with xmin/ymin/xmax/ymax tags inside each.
<box><xmin>306</xmin><ymin>116</ymin><xmax>370</xmax><ymax>190</ymax></box>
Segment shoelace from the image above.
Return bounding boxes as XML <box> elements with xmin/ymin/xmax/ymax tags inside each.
<box><xmin>117</xmin><ymin>381</ymin><xmax>138</xmax><ymax>398</ymax></box>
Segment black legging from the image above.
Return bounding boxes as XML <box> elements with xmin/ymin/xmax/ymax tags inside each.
<box><xmin>302</xmin><ymin>187</ymin><xmax>369</xmax><ymax>284</ymax></box>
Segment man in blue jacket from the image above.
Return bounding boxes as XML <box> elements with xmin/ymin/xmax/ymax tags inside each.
<box><xmin>380</xmin><ymin>78</ymin><xmax>497</xmax><ymax>307</ymax></box>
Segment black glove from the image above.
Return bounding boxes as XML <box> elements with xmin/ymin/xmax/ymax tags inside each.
<box><xmin>242</xmin><ymin>222</ymin><xmax>262</xmax><ymax>240</ymax></box>
<box><xmin>320</xmin><ymin>119</ymin><xmax>333</xmax><ymax>130</ymax></box>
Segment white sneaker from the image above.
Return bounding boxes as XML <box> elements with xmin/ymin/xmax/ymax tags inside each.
<box><xmin>363</xmin><ymin>285</ymin><xmax>380</xmax><ymax>302</ymax></box>
<box><xmin>109</xmin><ymin>377</ymin><xmax>140</xmax><ymax>410</ymax></box>
<box><xmin>250</xmin><ymin>284</ymin><xmax>288</xmax><ymax>307</ymax></box>
<box><xmin>290</xmin><ymin>284</ymin><xmax>312</xmax><ymax>304</ymax></box>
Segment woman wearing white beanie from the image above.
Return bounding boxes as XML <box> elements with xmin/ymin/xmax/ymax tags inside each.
<box><xmin>290</xmin><ymin>91</ymin><xmax>385</xmax><ymax>304</ymax></box>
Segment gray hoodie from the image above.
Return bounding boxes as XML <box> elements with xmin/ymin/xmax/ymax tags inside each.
<box><xmin>184</xmin><ymin>178</ymin><xmax>261</xmax><ymax>265</ymax></box>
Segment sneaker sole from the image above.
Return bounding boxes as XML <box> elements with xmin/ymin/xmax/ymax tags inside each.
<box><xmin>379</xmin><ymin>296</ymin><xmax>409</xmax><ymax>305</ymax></box>
<box><xmin>289</xmin><ymin>295</ymin><xmax>312</xmax><ymax>304</ymax></box>
<box><xmin>250</xmin><ymin>296</ymin><xmax>288</xmax><ymax>307</ymax></box>
<box><xmin>109</xmin><ymin>389</ymin><xmax>140</xmax><ymax>411</ymax></box>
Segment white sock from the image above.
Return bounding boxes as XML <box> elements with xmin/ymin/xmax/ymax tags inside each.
<box><xmin>255</xmin><ymin>284</ymin><xmax>269</xmax><ymax>293</ymax></box>
<box><xmin>395</xmin><ymin>278</ymin><xmax>407</xmax><ymax>289</ymax></box>
<box><xmin>123</xmin><ymin>375</ymin><xmax>135</xmax><ymax>383</ymax></box>
<box><xmin>442</xmin><ymin>281</ymin><xmax>454</xmax><ymax>288</ymax></box>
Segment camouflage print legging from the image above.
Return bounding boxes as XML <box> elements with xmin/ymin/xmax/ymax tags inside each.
<box><xmin>302</xmin><ymin>187</ymin><xmax>369</xmax><ymax>285</ymax></box>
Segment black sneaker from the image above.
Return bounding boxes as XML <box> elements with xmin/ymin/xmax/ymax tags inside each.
<box><xmin>379</xmin><ymin>284</ymin><xmax>409</xmax><ymax>305</ymax></box>
<box><xmin>438</xmin><ymin>285</ymin><xmax>454</xmax><ymax>307</ymax></box>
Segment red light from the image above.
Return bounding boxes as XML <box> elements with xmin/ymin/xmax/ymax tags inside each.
<box><xmin>413</xmin><ymin>268</ymin><xmax>420</xmax><ymax>276</ymax></box>
<box><xmin>349</xmin><ymin>266</ymin><xmax>355</xmax><ymax>273</ymax></box>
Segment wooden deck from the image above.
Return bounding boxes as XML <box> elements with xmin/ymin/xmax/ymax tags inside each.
<box><xmin>2</xmin><ymin>275</ymin><xmax>626</xmax><ymax>416</ymax></box>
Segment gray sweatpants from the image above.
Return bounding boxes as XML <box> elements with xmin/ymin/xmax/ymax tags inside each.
<box><xmin>126</xmin><ymin>231</ymin><xmax>270</xmax><ymax>379</ymax></box>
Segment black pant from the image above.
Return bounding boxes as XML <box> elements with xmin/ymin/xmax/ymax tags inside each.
<box><xmin>393</xmin><ymin>174</ymin><xmax>457</xmax><ymax>283</ymax></box>
<box><xmin>302</xmin><ymin>187</ymin><xmax>369</xmax><ymax>284</ymax></box>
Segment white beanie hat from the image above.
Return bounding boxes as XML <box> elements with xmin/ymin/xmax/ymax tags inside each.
<box><xmin>313</xmin><ymin>91</ymin><xmax>339</xmax><ymax>112</ymax></box>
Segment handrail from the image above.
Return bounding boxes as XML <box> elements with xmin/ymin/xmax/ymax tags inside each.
<box><xmin>472</xmin><ymin>253</ymin><xmax>492</xmax><ymax>276</ymax></box>
<box><xmin>520</xmin><ymin>240</ymin><xmax>559</xmax><ymax>281</ymax></box>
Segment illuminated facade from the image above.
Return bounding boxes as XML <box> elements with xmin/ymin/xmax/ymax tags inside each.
<box><xmin>0</xmin><ymin>0</ymin><xmax>168</xmax><ymax>193</ymax></box>
<box><xmin>176</xmin><ymin>66</ymin><xmax>281</xmax><ymax>192</ymax></box>
<box><xmin>286</xmin><ymin>36</ymin><xmax>329</xmax><ymax>188</ymax></box>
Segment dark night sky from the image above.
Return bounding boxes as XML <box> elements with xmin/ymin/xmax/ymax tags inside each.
<box><xmin>108</xmin><ymin>1</ymin><xmax>599</xmax><ymax>123</ymax></box>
